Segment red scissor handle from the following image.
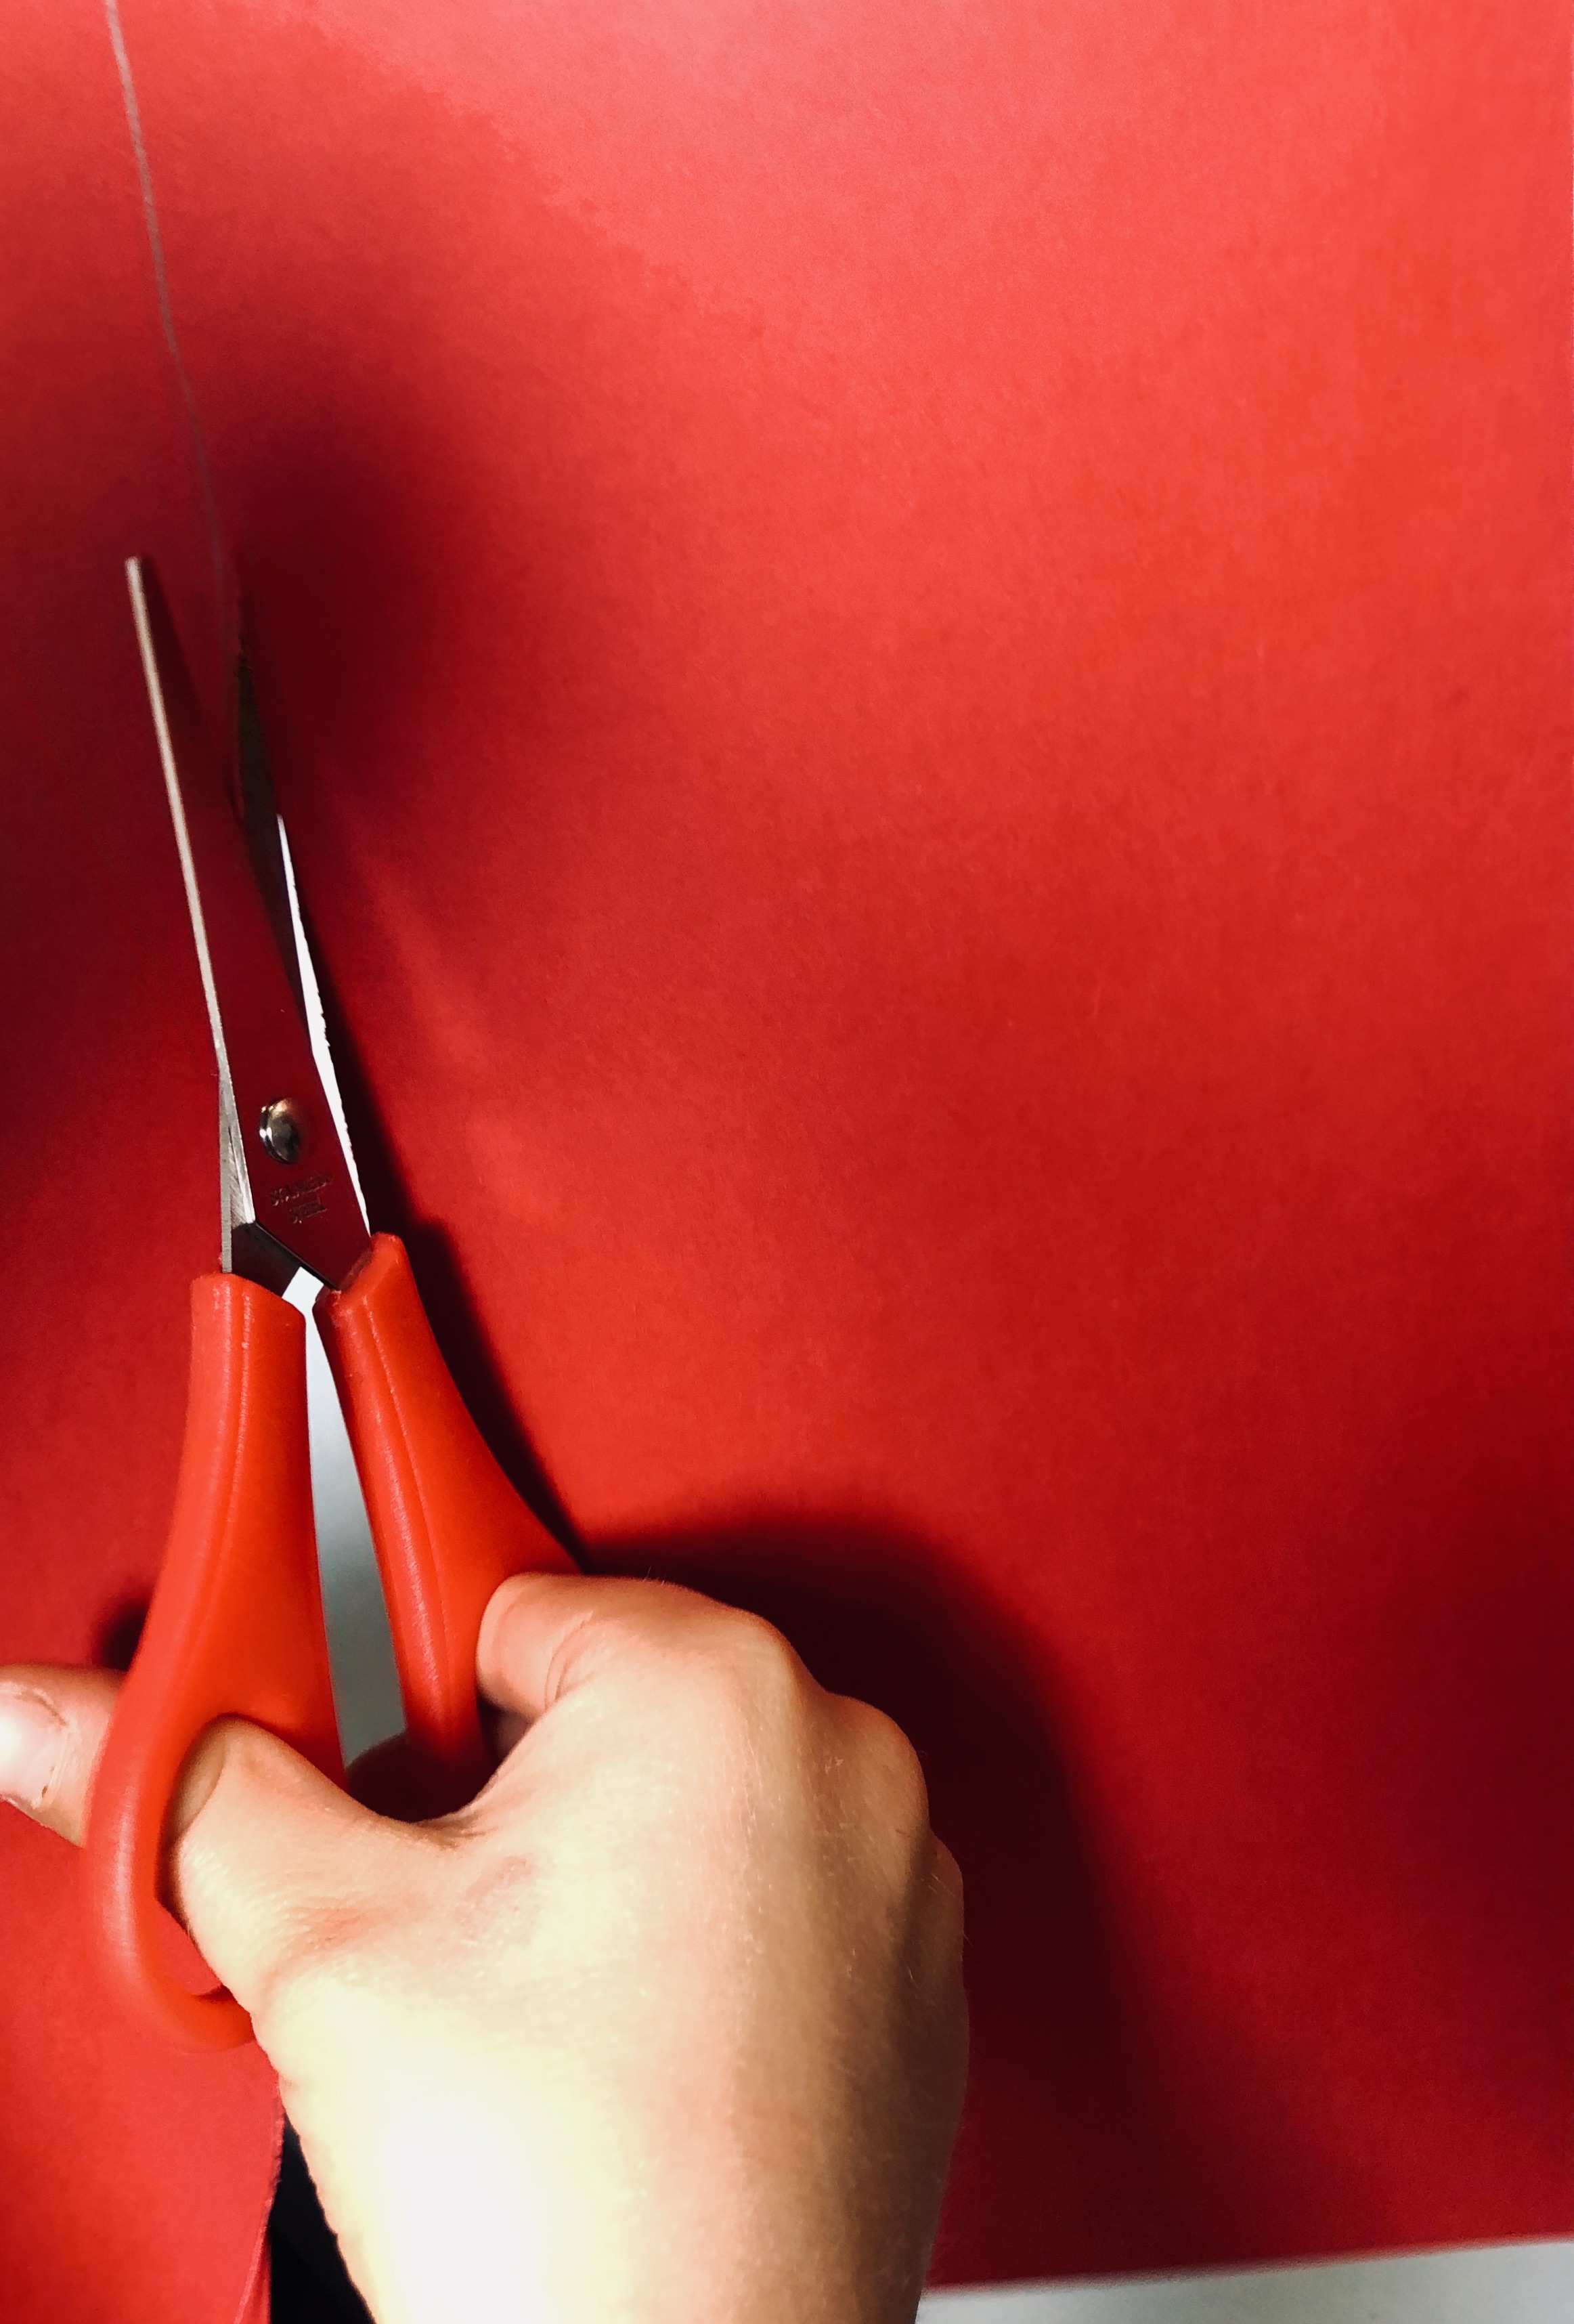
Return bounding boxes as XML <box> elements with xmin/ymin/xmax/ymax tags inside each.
<box><xmin>85</xmin><ymin>1275</ymin><xmax>343</xmax><ymax>2051</ymax></box>
<box><xmin>315</xmin><ymin>1235</ymin><xmax>575</xmax><ymax>1818</ymax></box>
<box><xmin>86</xmin><ymin>1237</ymin><xmax>572</xmax><ymax>2048</ymax></box>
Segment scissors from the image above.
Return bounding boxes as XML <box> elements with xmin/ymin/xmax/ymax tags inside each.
<box><xmin>84</xmin><ymin>559</ymin><xmax>574</xmax><ymax>2052</ymax></box>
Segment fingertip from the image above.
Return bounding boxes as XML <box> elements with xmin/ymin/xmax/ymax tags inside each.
<box><xmin>477</xmin><ymin>1569</ymin><xmax>712</xmax><ymax>1720</ymax></box>
<box><xmin>477</xmin><ymin>1569</ymin><xmax>755</xmax><ymax>1724</ymax></box>
<box><xmin>0</xmin><ymin>1664</ymin><xmax>122</xmax><ymax>1845</ymax></box>
<box><xmin>475</xmin><ymin>1568</ymin><xmax>540</xmax><ymax>1667</ymax></box>
<box><xmin>0</xmin><ymin>1684</ymin><xmax>64</xmax><ymax>1816</ymax></box>
<box><xmin>476</xmin><ymin>1569</ymin><xmax>598</xmax><ymax>1719</ymax></box>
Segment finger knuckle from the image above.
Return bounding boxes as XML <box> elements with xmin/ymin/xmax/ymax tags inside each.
<box><xmin>843</xmin><ymin>1698</ymin><xmax>931</xmax><ymax>1826</ymax></box>
<box><xmin>665</xmin><ymin>1606</ymin><xmax>812</xmax><ymax>1741</ymax></box>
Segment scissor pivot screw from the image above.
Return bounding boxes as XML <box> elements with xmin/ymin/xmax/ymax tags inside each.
<box><xmin>259</xmin><ymin>1098</ymin><xmax>304</xmax><ymax>1165</ymax></box>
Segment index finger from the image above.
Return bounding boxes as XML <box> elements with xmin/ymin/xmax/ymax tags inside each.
<box><xmin>475</xmin><ymin>1570</ymin><xmax>752</xmax><ymax>1722</ymax></box>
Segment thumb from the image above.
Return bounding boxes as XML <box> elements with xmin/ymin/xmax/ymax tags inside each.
<box><xmin>0</xmin><ymin>1665</ymin><xmax>121</xmax><ymax>1843</ymax></box>
<box><xmin>0</xmin><ymin>1661</ymin><xmax>406</xmax><ymax>2021</ymax></box>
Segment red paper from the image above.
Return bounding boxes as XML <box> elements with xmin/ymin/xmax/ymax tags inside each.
<box><xmin>1</xmin><ymin>0</ymin><xmax>1569</xmax><ymax>2310</ymax></box>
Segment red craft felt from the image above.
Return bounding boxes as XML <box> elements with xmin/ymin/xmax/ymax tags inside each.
<box><xmin>1</xmin><ymin>0</ymin><xmax>1570</xmax><ymax>2312</ymax></box>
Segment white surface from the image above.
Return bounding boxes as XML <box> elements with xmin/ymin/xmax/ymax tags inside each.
<box><xmin>285</xmin><ymin>1276</ymin><xmax>1573</xmax><ymax>2323</ymax></box>
<box><xmin>286</xmin><ymin>1269</ymin><xmax>403</xmax><ymax>1760</ymax></box>
<box><xmin>919</xmin><ymin>2241</ymin><xmax>1574</xmax><ymax>2320</ymax></box>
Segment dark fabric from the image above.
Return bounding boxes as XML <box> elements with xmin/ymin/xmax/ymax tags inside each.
<box><xmin>269</xmin><ymin>2126</ymin><xmax>372</xmax><ymax>2324</ymax></box>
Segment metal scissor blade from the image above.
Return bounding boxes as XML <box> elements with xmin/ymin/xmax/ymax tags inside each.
<box><xmin>234</xmin><ymin>645</ymin><xmax>368</xmax><ymax>1230</ymax></box>
<box><xmin>127</xmin><ymin>557</ymin><xmax>372</xmax><ymax>1289</ymax></box>
<box><xmin>276</xmin><ymin>813</ymin><xmax>369</xmax><ymax>1230</ymax></box>
<box><xmin>237</xmin><ymin>653</ymin><xmax>307</xmax><ymax>1025</ymax></box>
